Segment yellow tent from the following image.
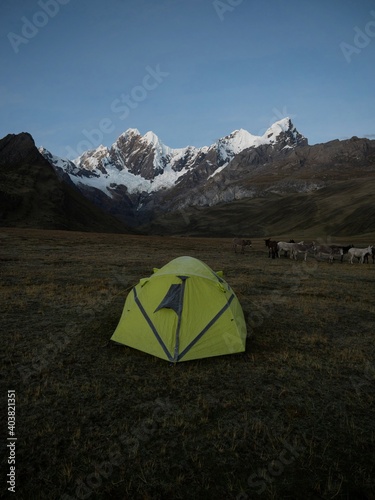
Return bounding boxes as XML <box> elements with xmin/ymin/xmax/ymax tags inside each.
<box><xmin>111</xmin><ymin>256</ymin><xmax>247</xmax><ymax>362</ymax></box>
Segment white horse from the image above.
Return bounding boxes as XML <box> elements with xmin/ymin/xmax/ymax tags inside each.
<box><xmin>348</xmin><ymin>246</ymin><xmax>373</xmax><ymax>264</ymax></box>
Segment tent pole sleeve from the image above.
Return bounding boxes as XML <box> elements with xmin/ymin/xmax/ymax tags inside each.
<box><xmin>177</xmin><ymin>294</ymin><xmax>235</xmax><ymax>361</ymax></box>
<box><xmin>173</xmin><ymin>277</ymin><xmax>187</xmax><ymax>362</ymax></box>
<box><xmin>133</xmin><ymin>288</ymin><xmax>173</xmax><ymax>362</ymax></box>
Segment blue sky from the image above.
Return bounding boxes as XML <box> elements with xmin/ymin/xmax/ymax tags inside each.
<box><xmin>1</xmin><ymin>0</ymin><xmax>374</xmax><ymax>159</ymax></box>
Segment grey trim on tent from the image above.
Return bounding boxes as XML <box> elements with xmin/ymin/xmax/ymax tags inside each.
<box><xmin>211</xmin><ymin>270</ymin><xmax>225</xmax><ymax>284</ymax></box>
<box><xmin>133</xmin><ymin>288</ymin><xmax>174</xmax><ymax>362</ymax></box>
<box><xmin>173</xmin><ymin>276</ymin><xmax>188</xmax><ymax>362</ymax></box>
<box><xmin>133</xmin><ymin>276</ymin><xmax>237</xmax><ymax>363</ymax></box>
<box><xmin>177</xmin><ymin>293</ymin><xmax>235</xmax><ymax>361</ymax></box>
<box><xmin>153</xmin><ymin>276</ymin><xmax>188</xmax><ymax>362</ymax></box>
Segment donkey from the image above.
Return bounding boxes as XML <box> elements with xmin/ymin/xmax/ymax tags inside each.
<box><xmin>348</xmin><ymin>246</ymin><xmax>373</xmax><ymax>264</ymax></box>
<box><xmin>233</xmin><ymin>238</ymin><xmax>252</xmax><ymax>254</ymax></box>
<box><xmin>278</xmin><ymin>240</ymin><xmax>300</xmax><ymax>259</ymax></box>
<box><xmin>313</xmin><ymin>243</ymin><xmax>343</xmax><ymax>264</ymax></box>
<box><xmin>291</xmin><ymin>242</ymin><xmax>314</xmax><ymax>261</ymax></box>
<box><xmin>264</xmin><ymin>238</ymin><xmax>278</xmax><ymax>259</ymax></box>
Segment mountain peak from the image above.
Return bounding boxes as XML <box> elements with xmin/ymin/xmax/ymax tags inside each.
<box><xmin>262</xmin><ymin>117</ymin><xmax>307</xmax><ymax>147</ymax></box>
<box><xmin>0</xmin><ymin>132</ymin><xmax>44</xmax><ymax>167</ymax></box>
<box><xmin>216</xmin><ymin>129</ymin><xmax>260</xmax><ymax>163</ymax></box>
<box><xmin>41</xmin><ymin>118</ymin><xmax>307</xmax><ymax>199</ymax></box>
<box><xmin>143</xmin><ymin>130</ymin><xmax>160</xmax><ymax>145</ymax></box>
<box><xmin>118</xmin><ymin>128</ymin><xmax>141</xmax><ymax>141</ymax></box>
<box><xmin>213</xmin><ymin>118</ymin><xmax>307</xmax><ymax>166</ymax></box>
<box><xmin>263</xmin><ymin>117</ymin><xmax>291</xmax><ymax>137</ymax></box>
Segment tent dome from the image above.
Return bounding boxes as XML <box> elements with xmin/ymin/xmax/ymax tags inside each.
<box><xmin>111</xmin><ymin>256</ymin><xmax>247</xmax><ymax>362</ymax></box>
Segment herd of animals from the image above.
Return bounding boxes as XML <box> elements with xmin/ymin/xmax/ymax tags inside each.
<box><xmin>232</xmin><ymin>238</ymin><xmax>375</xmax><ymax>264</ymax></box>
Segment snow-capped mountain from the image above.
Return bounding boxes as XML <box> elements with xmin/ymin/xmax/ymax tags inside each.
<box><xmin>40</xmin><ymin>118</ymin><xmax>307</xmax><ymax>226</ymax></box>
<box><xmin>41</xmin><ymin>118</ymin><xmax>306</xmax><ymax>197</ymax></box>
<box><xmin>5</xmin><ymin>128</ymin><xmax>375</xmax><ymax>237</ymax></box>
<box><xmin>216</xmin><ymin>118</ymin><xmax>303</xmax><ymax>162</ymax></box>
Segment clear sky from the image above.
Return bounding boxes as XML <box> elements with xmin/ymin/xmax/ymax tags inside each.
<box><xmin>1</xmin><ymin>0</ymin><xmax>375</xmax><ymax>159</ymax></box>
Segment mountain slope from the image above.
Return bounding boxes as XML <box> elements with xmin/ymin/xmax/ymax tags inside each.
<box><xmin>139</xmin><ymin>176</ymin><xmax>375</xmax><ymax>238</ymax></box>
<box><xmin>6</xmin><ymin>121</ymin><xmax>375</xmax><ymax>238</ymax></box>
<box><xmin>41</xmin><ymin>118</ymin><xmax>307</xmax><ymax>225</ymax></box>
<box><xmin>0</xmin><ymin>133</ymin><xmax>130</xmax><ymax>233</ymax></box>
<box><xmin>47</xmin><ymin>117</ymin><xmax>306</xmax><ymax>195</ymax></box>
<box><xmin>138</xmin><ymin>135</ymin><xmax>375</xmax><ymax>238</ymax></box>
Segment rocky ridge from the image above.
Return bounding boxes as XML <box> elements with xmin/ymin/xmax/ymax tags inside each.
<box><xmin>40</xmin><ymin>118</ymin><xmax>308</xmax><ymax>226</ymax></box>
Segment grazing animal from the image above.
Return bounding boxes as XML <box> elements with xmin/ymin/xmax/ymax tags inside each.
<box><xmin>233</xmin><ymin>238</ymin><xmax>252</xmax><ymax>254</ymax></box>
<box><xmin>362</xmin><ymin>252</ymin><xmax>370</xmax><ymax>263</ymax></box>
<box><xmin>291</xmin><ymin>242</ymin><xmax>314</xmax><ymax>261</ymax></box>
<box><xmin>328</xmin><ymin>246</ymin><xmax>344</xmax><ymax>263</ymax></box>
<box><xmin>277</xmin><ymin>240</ymin><xmax>302</xmax><ymax>258</ymax></box>
<box><xmin>264</xmin><ymin>238</ymin><xmax>278</xmax><ymax>259</ymax></box>
<box><xmin>329</xmin><ymin>244</ymin><xmax>353</xmax><ymax>262</ymax></box>
<box><xmin>361</xmin><ymin>246</ymin><xmax>375</xmax><ymax>263</ymax></box>
<box><xmin>313</xmin><ymin>243</ymin><xmax>343</xmax><ymax>263</ymax></box>
<box><xmin>348</xmin><ymin>245</ymin><xmax>373</xmax><ymax>264</ymax></box>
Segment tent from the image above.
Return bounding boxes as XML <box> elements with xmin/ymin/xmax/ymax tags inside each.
<box><xmin>111</xmin><ymin>256</ymin><xmax>247</xmax><ymax>362</ymax></box>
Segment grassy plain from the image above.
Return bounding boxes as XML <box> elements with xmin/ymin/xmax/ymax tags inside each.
<box><xmin>1</xmin><ymin>228</ymin><xmax>375</xmax><ymax>499</ymax></box>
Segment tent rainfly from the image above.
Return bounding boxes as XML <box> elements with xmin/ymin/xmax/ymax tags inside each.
<box><xmin>111</xmin><ymin>256</ymin><xmax>247</xmax><ymax>362</ymax></box>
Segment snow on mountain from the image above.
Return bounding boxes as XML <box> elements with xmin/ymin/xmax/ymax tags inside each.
<box><xmin>263</xmin><ymin>117</ymin><xmax>302</xmax><ymax>145</ymax></box>
<box><xmin>209</xmin><ymin>117</ymin><xmax>305</xmax><ymax>178</ymax></box>
<box><xmin>216</xmin><ymin>118</ymin><xmax>302</xmax><ymax>162</ymax></box>
<box><xmin>40</xmin><ymin>118</ymin><xmax>306</xmax><ymax>198</ymax></box>
<box><xmin>143</xmin><ymin>130</ymin><xmax>174</xmax><ymax>166</ymax></box>
<box><xmin>217</xmin><ymin>128</ymin><xmax>263</xmax><ymax>162</ymax></box>
<box><xmin>39</xmin><ymin>147</ymin><xmax>82</xmax><ymax>176</ymax></box>
<box><xmin>78</xmin><ymin>144</ymin><xmax>109</xmax><ymax>171</ymax></box>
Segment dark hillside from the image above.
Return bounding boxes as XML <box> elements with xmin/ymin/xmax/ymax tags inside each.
<box><xmin>140</xmin><ymin>137</ymin><xmax>375</xmax><ymax>238</ymax></box>
<box><xmin>0</xmin><ymin>133</ymin><xmax>130</xmax><ymax>233</ymax></box>
<box><xmin>139</xmin><ymin>176</ymin><xmax>375</xmax><ymax>239</ymax></box>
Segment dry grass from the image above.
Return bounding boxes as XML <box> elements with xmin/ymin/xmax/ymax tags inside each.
<box><xmin>1</xmin><ymin>228</ymin><xmax>375</xmax><ymax>499</ymax></box>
